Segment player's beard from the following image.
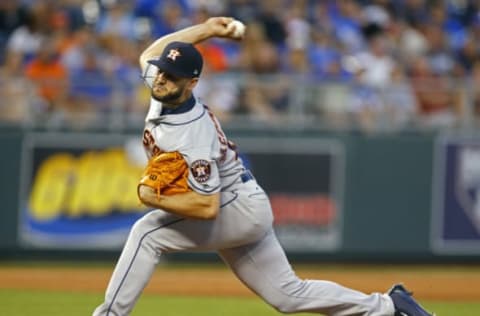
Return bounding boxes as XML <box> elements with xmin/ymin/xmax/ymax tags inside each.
<box><xmin>152</xmin><ymin>83</ymin><xmax>186</xmax><ymax>105</ymax></box>
<box><xmin>153</xmin><ymin>89</ymin><xmax>183</xmax><ymax>103</ymax></box>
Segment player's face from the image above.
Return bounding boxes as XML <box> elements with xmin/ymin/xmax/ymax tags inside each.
<box><xmin>151</xmin><ymin>70</ymin><xmax>193</xmax><ymax>104</ymax></box>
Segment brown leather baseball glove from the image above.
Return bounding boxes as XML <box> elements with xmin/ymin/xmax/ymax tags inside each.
<box><xmin>138</xmin><ymin>151</ymin><xmax>191</xmax><ymax>198</ymax></box>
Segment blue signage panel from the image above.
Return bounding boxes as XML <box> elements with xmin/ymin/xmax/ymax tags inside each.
<box><xmin>432</xmin><ymin>136</ymin><xmax>480</xmax><ymax>254</ymax></box>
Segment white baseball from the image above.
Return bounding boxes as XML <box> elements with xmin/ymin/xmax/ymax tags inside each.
<box><xmin>227</xmin><ymin>20</ymin><xmax>246</xmax><ymax>38</ymax></box>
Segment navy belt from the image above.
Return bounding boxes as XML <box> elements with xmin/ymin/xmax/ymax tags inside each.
<box><xmin>240</xmin><ymin>170</ymin><xmax>254</xmax><ymax>183</ymax></box>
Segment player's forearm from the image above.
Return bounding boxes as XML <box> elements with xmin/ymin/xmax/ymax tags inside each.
<box><xmin>154</xmin><ymin>192</ymin><xmax>220</xmax><ymax>220</ymax></box>
<box><xmin>139</xmin><ymin>186</ymin><xmax>220</xmax><ymax>220</ymax></box>
<box><xmin>139</xmin><ymin>17</ymin><xmax>239</xmax><ymax>71</ymax></box>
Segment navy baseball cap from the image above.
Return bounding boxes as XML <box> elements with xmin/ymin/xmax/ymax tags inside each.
<box><xmin>147</xmin><ymin>41</ymin><xmax>203</xmax><ymax>78</ymax></box>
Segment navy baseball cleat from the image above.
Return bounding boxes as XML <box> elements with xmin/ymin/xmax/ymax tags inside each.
<box><xmin>388</xmin><ymin>284</ymin><xmax>434</xmax><ymax>316</ymax></box>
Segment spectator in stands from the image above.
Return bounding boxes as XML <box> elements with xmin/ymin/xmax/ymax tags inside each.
<box><xmin>62</xmin><ymin>27</ymin><xmax>138</xmax><ymax>124</ymax></box>
<box><xmin>255</xmin><ymin>0</ymin><xmax>286</xmax><ymax>48</ymax></box>
<box><xmin>381</xmin><ymin>64</ymin><xmax>418</xmax><ymax>130</ymax></box>
<box><xmin>104</xmin><ymin>34</ymin><xmax>144</xmax><ymax>114</ymax></box>
<box><xmin>346</xmin><ymin>61</ymin><xmax>386</xmax><ymax>133</ymax></box>
<box><xmin>445</xmin><ymin>0</ymin><xmax>477</xmax><ymax>26</ymax></box>
<box><xmin>308</xmin><ymin>30</ymin><xmax>347</xmax><ymax>80</ymax></box>
<box><xmin>395</xmin><ymin>19</ymin><xmax>429</xmax><ymax>64</ymax></box>
<box><xmin>399</xmin><ymin>0</ymin><xmax>430</xmax><ymax>27</ymax></box>
<box><xmin>0</xmin><ymin>0</ymin><xmax>29</xmax><ymax>64</ymax></box>
<box><xmin>6</xmin><ymin>7</ymin><xmax>45</xmax><ymax>64</ymax></box>
<box><xmin>428</xmin><ymin>2</ymin><xmax>467</xmax><ymax>52</ymax></box>
<box><xmin>235</xmin><ymin>21</ymin><xmax>288</xmax><ymax>120</ymax></box>
<box><xmin>467</xmin><ymin>58</ymin><xmax>480</xmax><ymax>124</ymax></box>
<box><xmin>24</xmin><ymin>37</ymin><xmax>68</xmax><ymax>113</ymax></box>
<box><xmin>354</xmin><ymin>23</ymin><xmax>396</xmax><ymax>89</ymax></box>
<box><xmin>285</xmin><ymin>46</ymin><xmax>311</xmax><ymax>75</ymax></box>
<box><xmin>361</xmin><ymin>0</ymin><xmax>391</xmax><ymax>29</ymax></box>
<box><xmin>95</xmin><ymin>0</ymin><xmax>136</xmax><ymax>41</ymax></box>
<box><xmin>0</xmin><ymin>48</ymin><xmax>41</xmax><ymax>123</ymax></box>
<box><xmin>188</xmin><ymin>7</ymin><xmax>239</xmax><ymax>123</ymax></box>
<box><xmin>134</xmin><ymin>0</ymin><xmax>191</xmax><ymax>20</ymax></box>
<box><xmin>408</xmin><ymin>55</ymin><xmax>462</xmax><ymax>128</ymax></box>
<box><xmin>329</xmin><ymin>0</ymin><xmax>364</xmax><ymax>54</ymax></box>
<box><xmin>47</xmin><ymin>4</ymin><xmax>81</xmax><ymax>65</ymax></box>
<box><xmin>284</xmin><ymin>1</ymin><xmax>311</xmax><ymax>58</ymax></box>
<box><xmin>225</xmin><ymin>0</ymin><xmax>257</xmax><ymax>25</ymax></box>
<box><xmin>329</xmin><ymin>22</ymin><xmax>396</xmax><ymax>131</ymax></box>
<box><xmin>56</xmin><ymin>0</ymin><xmax>86</xmax><ymax>32</ymax></box>
<box><xmin>61</xmin><ymin>26</ymin><xmax>98</xmax><ymax>72</ymax></box>
<box><xmin>237</xmin><ymin>21</ymin><xmax>280</xmax><ymax>73</ymax></box>
<box><xmin>309</xmin><ymin>1</ymin><xmax>333</xmax><ymax>36</ymax></box>
<box><xmin>455</xmin><ymin>33</ymin><xmax>478</xmax><ymax>75</ymax></box>
<box><xmin>151</xmin><ymin>0</ymin><xmax>190</xmax><ymax>38</ymax></box>
<box><xmin>191</xmin><ymin>7</ymin><xmax>230</xmax><ymax>73</ymax></box>
<box><xmin>423</xmin><ymin>23</ymin><xmax>458</xmax><ymax>77</ymax></box>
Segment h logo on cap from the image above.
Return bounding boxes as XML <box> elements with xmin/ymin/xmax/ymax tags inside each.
<box><xmin>167</xmin><ymin>49</ymin><xmax>181</xmax><ymax>61</ymax></box>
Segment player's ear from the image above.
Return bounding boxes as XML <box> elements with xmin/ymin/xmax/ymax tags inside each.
<box><xmin>188</xmin><ymin>77</ymin><xmax>199</xmax><ymax>90</ymax></box>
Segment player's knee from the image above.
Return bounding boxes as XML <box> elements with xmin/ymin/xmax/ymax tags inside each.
<box><xmin>263</xmin><ymin>279</ymin><xmax>306</xmax><ymax>313</ymax></box>
<box><xmin>262</xmin><ymin>291</ymin><xmax>299</xmax><ymax>314</ymax></box>
<box><xmin>268</xmin><ymin>299</ymin><xmax>297</xmax><ymax>314</ymax></box>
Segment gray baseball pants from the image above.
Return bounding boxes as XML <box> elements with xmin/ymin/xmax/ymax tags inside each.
<box><xmin>93</xmin><ymin>180</ymin><xmax>395</xmax><ymax>316</ymax></box>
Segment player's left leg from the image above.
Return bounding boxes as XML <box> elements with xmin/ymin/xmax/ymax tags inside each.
<box><xmin>218</xmin><ymin>228</ymin><xmax>395</xmax><ymax>316</ymax></box>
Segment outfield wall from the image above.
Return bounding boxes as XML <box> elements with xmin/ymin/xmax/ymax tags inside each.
<box><xmin>1</xmin><ymin>126</ymin><xmax>479</xmax><ymax>261</ymax></box>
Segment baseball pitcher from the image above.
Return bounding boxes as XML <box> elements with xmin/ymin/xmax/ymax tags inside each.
<box><xmin>92</xmin><ymin>17</ymin><xmax>433</xmax><ymax>316</ymax></box>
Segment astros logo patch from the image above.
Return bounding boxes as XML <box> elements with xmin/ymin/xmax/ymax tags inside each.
<box><xmin>191</xmin><ymin>160</ymin><xmax>210</xmax><ymax>183</ymax></box>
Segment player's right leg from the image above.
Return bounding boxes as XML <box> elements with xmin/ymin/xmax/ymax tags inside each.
<box><xmin>218</xmin><ymin>228</ymin><xmax>396</xmax><ymax>316</ymax></box>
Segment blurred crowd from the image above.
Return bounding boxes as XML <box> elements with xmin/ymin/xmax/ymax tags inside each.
<box><xmin>2</xmin><ymin>0</ymin><xmax>480</xmax><ymax>131</ymax></box>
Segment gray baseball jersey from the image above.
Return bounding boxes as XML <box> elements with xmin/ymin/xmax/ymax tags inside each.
<box><xmin>92</xmin><ymin>66</ymin><xmax>395</xmax><ymax>316</ymax></box>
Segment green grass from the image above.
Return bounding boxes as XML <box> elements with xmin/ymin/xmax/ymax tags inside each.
<box><xmin>1</xmin><ymin>289</ymin><xmax>479</xmax><ymax>316</ymax></box>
